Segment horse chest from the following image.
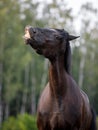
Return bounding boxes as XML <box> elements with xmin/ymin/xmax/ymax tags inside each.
<box><xmin>37</xmin><ymin>107</ymin><xmax>80</xmax><ymax>130</ymax></box>
<box><xmin>38</xmin><ymin>100</ymin><xmax>80</xmax><ymax>127</ymax></box>
<box><xmin>37</xmin><ymin>85</ymin><xmax>81</xmax><ymax>129</ymax></box>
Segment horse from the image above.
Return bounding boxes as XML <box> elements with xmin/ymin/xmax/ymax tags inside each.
<box><xmin>24</xmin><ymin>26</ymin><xmax>97</xmax><ymax>130</ymax></box>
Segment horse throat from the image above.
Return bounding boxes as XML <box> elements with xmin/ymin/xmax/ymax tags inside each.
<box><xmin>49</xmin><ymin>55</ymin><xmax>68</xmax><ymax>100</ymax></box>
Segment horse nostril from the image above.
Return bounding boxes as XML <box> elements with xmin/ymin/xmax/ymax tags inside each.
<box><xmin>33</xmin><ymin>29</ymin><xmax>36</xmax><ymax>34</ymax></box>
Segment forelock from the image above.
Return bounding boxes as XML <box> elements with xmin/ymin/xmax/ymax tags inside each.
<box><xmin>55</xmin><ymin>29</ymin><xmax>69</xmax><ymax>38</ymax></box>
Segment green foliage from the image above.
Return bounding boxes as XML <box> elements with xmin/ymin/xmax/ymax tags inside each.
<box><xmin>78</xmin><ymin>4</ymin><xmax>98</xmax><ymax>113</ymax></box>
<box><xmin>0</xmin><ymin>0</ymin><xmax>46</xmax><ymax>117</ymax></box>
<box><xmin>97</xmin><ymin>117</ymin><xmax>98</xmax><ymax>129</ymax></box>
<box><xmin>1</xmin><ymin>114</ymin><xmax>37</xmax><ymax>130</ymax></box>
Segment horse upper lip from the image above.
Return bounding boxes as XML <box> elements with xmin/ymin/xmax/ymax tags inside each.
<box><xmin>24</xmin><ymin>29</ymin><xmax>31</xmax><ymax>39</ymax></box>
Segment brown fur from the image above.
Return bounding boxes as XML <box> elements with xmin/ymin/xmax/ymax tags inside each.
<box><xmin>24</xmin><ymin>26</ymin><xmax>96</xmax><ymax>130</ymax></box>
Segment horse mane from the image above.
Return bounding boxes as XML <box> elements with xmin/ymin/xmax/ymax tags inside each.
<box><xmin>55</xmin><ymin>29</ymin><xmax>72</xmax><ymax>74</ymax></box>
<box><xmin>64</xmin><ymin>41</ymin><xmax>71</xmax><ymax>74</ymax></box>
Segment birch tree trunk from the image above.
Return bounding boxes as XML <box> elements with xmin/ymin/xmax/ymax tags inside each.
<box><xmin>78</xmin><ymin>46</ymin><xmax>87</xmax><ymax>88</ymax></box>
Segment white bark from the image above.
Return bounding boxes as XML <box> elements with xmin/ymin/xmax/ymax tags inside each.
<box><xmin>78</xmin><ymin>46</ymin><xmax>87</xmax><ymax>88</ymax></box>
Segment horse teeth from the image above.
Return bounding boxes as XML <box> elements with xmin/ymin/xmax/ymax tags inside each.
<box><xmin>24</xmin><ymin>30</ymin><xmax>30</xmax><ymax>38</ymax></box>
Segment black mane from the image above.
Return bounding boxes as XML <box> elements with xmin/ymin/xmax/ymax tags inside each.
<box><xmin>64</xmin><ymin>41</ymin><xmax>71</xmax><ymax>74</ymax></box>
<box><xmin>56</xmin><ymin>29</ymin><xmax>72</xmax><ymax>74</ymax></box>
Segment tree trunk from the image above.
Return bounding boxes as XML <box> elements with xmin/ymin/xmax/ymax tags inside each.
<box><xmin>78</xmin><ymin>46</ymin><xmax>87</xmax><ymax>88</ymax></box>
<box><xmin>41</xmin><ymin>59</ymin><xmax>48</xmax><ymax>90</ymax></box>
<box><xmin>31</xmin><ymin>59</ymin><xmax>48</xmax><ymax>114</ymax></box>
<box><xmin>4</xmin><ymin>103</ymin><xmax>9</xmax><ymax>120</ymax></box>
<box><xmin>30</xmin><ymin>60</ymin><xmax>36</xmax><ymax>115</ymax></box>
<box><xmin>20</xmin><ymin>66</ymin><xmax>29</xmax><ymax>114</ymax></box>
<box><xmin>0</xmin><ymin>36</ymin><xmax>4</xmax><ymax>125</ymax></box>
<box><xmin>0</xmin><ymin>63</ymin><xmax>3</xmax><ymax>126</ymax></box>
<box><xmin>31</xmin><ymin>77</ymin><xmax>36</xmax><ymax>115</ymax></box>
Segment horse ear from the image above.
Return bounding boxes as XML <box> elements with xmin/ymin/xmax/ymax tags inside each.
<box><xmin>68</xmin><ymin>35</ymin><xmax>80</xmax><ymax>41</ymax></box>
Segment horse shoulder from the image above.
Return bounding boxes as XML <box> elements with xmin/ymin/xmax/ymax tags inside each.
<box><xmin>37</xmin><ymin>82</ymin><xmax>52</xmax><ymax>115</ymax></box>
<box><xmin>67</xmin><ymin>76</ymin><xmax>92</xmax><ymax>128</ymax></box>
<box><xmin>81</xmin><ymin>90</ymin><xmax>92</xmax><ymax>118</ymax></box>
<box><xmin>37</xmin><ymin>83</ymin><xmax>52</xmax><ymax>129</ymax></box>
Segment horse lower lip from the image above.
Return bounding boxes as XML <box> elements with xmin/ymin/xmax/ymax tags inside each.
<box><xmin>25</xmin><ymin>39</ymin><xmax>29</xmax><ymax>44</ymax></box>
<box><xmin>23</xmin><ymin>38</ymin><xmax>30</xmax><ymax>45</ymax></box>
<box><xmin>23</xmin><ymin>36</ymin><xmax>29</xmax><ymax>40</ymax></box>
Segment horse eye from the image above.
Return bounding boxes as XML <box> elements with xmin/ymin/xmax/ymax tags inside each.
<box><xmin>55</xmin><ymin>35</ymin><xmax>59</xmax><ymax>39</ymax></box>
<box><xmin>55</xmin><ymin>35</ymin><xmax>61</xmax><ymax>40</ymax></box>
<box><xmin>33</xmin><ymin>31</ymin><xmax>36</xmax><ymax>33</ymax></box>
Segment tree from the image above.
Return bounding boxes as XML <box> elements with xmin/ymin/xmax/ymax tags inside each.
<box><xmin>72</xmin><ymin>2</ymin><xmax>98</xmax><ymax>113</ymax></box>
<box><xmin>41</xmin><ymin>0</ymin><xmax>73</xmax><ymax>30</ymax></box>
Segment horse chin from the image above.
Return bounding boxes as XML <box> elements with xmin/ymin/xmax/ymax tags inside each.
<box><xmin>35</xmin><ymin>49</ymin><xmax>43</xmax><ymax>55</ymax></box>
<box><xmin>29</xmin><ymin>41</ymin><xmax>44</xmax><ymax>55</ymax></box>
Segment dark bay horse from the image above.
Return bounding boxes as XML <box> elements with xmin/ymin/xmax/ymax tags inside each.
<box><xmin>24</xmin><ymin>26</ymin><xmax>96</xmax><ymax>130</ymax></box>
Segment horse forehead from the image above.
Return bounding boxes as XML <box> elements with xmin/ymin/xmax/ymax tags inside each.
<box><xmin>43</xmin><ymin>28</ymin><xmax>58</xmax><ymax>33</ymax></box>
<box><xmin>49</xmin><ymin>28</ymin><xmax>68</xmax><ymax>36</ymax></box>
<box><xmin>39</xmin><ymin>28</ymin><xmax>65</xmax><ymax>34</ymax></box>
<box><xmin>49</xmin><ymin>28</ymin><xmax>57</xmax><ymax>32</ymax></box>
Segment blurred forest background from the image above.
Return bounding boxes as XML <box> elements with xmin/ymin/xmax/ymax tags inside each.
<box><xmin>0</xmin><ymin>0</ymin><xmax>98</xmax><ymax>129</ymax></box>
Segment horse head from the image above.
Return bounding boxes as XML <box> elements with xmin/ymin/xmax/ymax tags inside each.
<box><xmin>24</xmin><ymin>26</ymin><xmax>79</xmax><ymax>59</ymax></box>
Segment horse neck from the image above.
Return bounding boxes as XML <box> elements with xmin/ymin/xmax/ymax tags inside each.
<box><xmin>49</xmin><ymin>54</ymin><xmax>68</xmax><ymax>98</ymax></box>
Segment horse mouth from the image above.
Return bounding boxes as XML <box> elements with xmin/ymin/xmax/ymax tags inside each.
<box><xmin>23</xmin><ymin>27</ymin><xmax>43</xmax><ymax>55</ymax></box>
<box><xmin>24</xmin><ymin>29</ymin><xmax>31</xmax><ymax>39</ymax></box>
<box><xmin>23</xmin><ymin>29</ymin><xmax>31</xmax><ymax>44</ymax></box>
